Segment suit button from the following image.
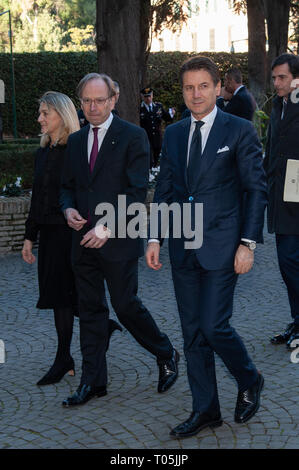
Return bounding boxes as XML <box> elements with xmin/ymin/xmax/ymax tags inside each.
<box><xmin>188</xmin><ymin>196</ymin><xmax>194</xmax><ymax>201</ymax></box>
<box><xmin>89</xmin><ymin>188</ymin><xmax>93</xmax><ymax>193</ymax></box>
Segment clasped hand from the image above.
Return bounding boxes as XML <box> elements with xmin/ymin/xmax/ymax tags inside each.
<box><xmin>65</xmin><ymin>208</ymin><xmax>110</xmax><ymax>249</ymax></box>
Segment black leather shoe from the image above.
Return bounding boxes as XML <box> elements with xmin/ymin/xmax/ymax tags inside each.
<box><xmin>37</xmin><ymin>357</ymin><xmax>75</xmax><ymax>386</ymax></box>
<box><xmin>157</xmin><ymin>349</ymin><xmax>180</xmax><ymax>393</ymax></box>
<box><xmin>270</xmin><ymin>322</ymin><xmax>294</xmax><ymax>345</ymax></box>
<box><xmin>106</xmin><ymin>319</ymin><xmax>123</xmax><ymax>351</ymax></box>
<box><xmin>62</xmin><ymin>384</ymin><xmax>107</xmax><ymax>407</ymax></box>
<box><xmin>170</xmin><ymin>412</ymin><xmax>223</xmax><ymax>439</ymax></box>
<box><xmin>234</xmin><ymin>373</ymin><xmax>264</xmax><ymax>423</ymax></box>
<box><xmin>286</xmin><ymin>325</ymin><xmax>299</xmax><ymax>350</ymax></box>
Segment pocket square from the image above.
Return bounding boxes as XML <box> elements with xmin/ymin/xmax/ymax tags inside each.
<box><xmin>217</xmin><ymin>146</ymin><xmax>229</xmax><ymax>154</ymax></box>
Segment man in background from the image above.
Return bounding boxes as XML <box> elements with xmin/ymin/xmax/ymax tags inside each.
<box><xmin>264</xmin><ymin>53</ymin><xmax>299</xmax><ymax>350</ymax></box>
<box><xmin>140</xmin><ymin>87</ymin><xmax>175</xmax><ymax>168</ymax></box>
<box><xmin>217</xmin><ymin>67</ymin><xmax>256</xmax><ymax>121</ymax></box>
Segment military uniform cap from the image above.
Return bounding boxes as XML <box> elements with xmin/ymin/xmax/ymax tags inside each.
<box><xmin>141</xmin><ymin>87</ymin><xmax>153</xmax><ymax>96</ymax></box>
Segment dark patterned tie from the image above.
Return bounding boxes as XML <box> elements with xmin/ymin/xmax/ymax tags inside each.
<box><xmin>89</xmin><ymin>127</ymin><xmax>99</xmax><ymax>173</ymax></box>
<box><xmin>187</xmin><ymin>120</ymin><xmax>204</xmax><ymax>188</ymax></box>
<box><xmin>281</xmin><ymin>99</ymin><xmax>287</xmax><ymax>120</ymax></box>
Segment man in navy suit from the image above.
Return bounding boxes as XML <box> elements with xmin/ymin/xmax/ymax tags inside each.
<box><xmin>146</xmin><ymin>57</ymin><xmax>267</xmax><ymax>438</ymax></box>
<box><xmin>60</xmin><ymin>73</ymin><xmax>179</xmax><ymax>407</ymax></box>
<box><xmin>217</xmin><ymin>67</ymin><xmax>256</xmax><ymax>121</ymax></box>
<box><xmin>264</xmin><ymin>53</ymin><xmax>299</xmax><ymax>349</ymax></box>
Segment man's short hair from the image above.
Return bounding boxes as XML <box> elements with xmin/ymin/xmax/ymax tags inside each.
<box><xmin>180</xmin><ymin>56</ymin><xmax>221</xmax><ymax>87</ymax></box>
<box><xmin>113</xmin><ymin>81</ymin><xmax>120</xmax><ymax>94</ymax></box>
<box><xmin>77</xmin><ymin>73</ymin><xmax>117</xmax><ymax>98</ymax></box>
<box><xmin>271</xmin><ymin>53</ymin><xmax>299</xmax><ymax>78</ymax></box>
<box><xmin>226</xmin><ymin>67</ymin><xmax>242</xmax><ymax>84</ymax></box>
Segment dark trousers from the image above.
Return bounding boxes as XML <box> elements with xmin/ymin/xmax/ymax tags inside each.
<box><xmin>276</xmin><ymin>234</ymin><xmax>299</xmax><ymax>326</ymax></box>
<box><xmin>72</xmin><ymin>248</ymin><xmax>173</xmax><ymax>388</ymax></box>
<box><xmin>171</xmin><ymin>251</ymin><xmax>258</xmax><ymax>413</ymax></box>
<box><xmin>149</xmin><ymin>143</ymin><xmax>161</xmax><ymax>168</ymax></box>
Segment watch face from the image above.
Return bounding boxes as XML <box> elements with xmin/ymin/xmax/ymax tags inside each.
<box><xmin>249</xmin><ymin>242</ymin><xmax>256</xmax><ymax>250</ymax></box>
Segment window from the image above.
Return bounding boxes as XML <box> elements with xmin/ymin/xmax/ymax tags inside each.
<box><xmin>209</xmin><ymin>29</ymin><xmax>215</xmax><ymax>51</ymax></box>
<box><xmin>192</xmin><ymin>32</ymin><xmax>198</xmax><ymax>51</ymax></box>
<box><xmin>159</xmin><ymin>38</ymin><xmax>164</xmax><ymax>51</ymax></box>
<box><xmin>228</xmin><ymin>26</ymin><xmax>232</xmax><ymax>49</ymax></box>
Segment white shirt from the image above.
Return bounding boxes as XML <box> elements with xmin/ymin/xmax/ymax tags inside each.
<box><xmin>141</xmin><ymin>101</ymin><xmax>153</xmax><ymax>112</ymax></box>
<box><xmin>88</xmin><ymin>113</ymin><xmax>114</xmax><ymax>162</ymax></box>
<box><xmin>234</xmin><ymin>85</ymin><xmax>244</xmax><ymax>96</ymax></box>
<box><xmin>149</xmin><ymin>104</ymin><xmax>255</xmax><ymax>245</ymax></box>
<box><xmin>187</xmin><ymin>105</ymin><xmax>218</xmax><ymax>165</ymax></box>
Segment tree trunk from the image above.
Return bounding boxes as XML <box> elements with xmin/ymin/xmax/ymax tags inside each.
<box><xmin>246</xmin><ymin>0</ymin><xmax>266</xmax><ymax>107</ymax></box>
<box><xmin>96</xmin><ymin>0</ymin><xmax>151</xmax><ymax>124</ymax></box>
<box><xmin>264</xmin><ymin>0</ymin><xmax>291</xmax><ymax>88</ymax></box>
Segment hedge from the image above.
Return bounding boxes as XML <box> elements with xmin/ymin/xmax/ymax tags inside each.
<box><xmin>0</xmin><ymin>146</ymin><xmax>38</xmax><ymax>189</ymax></box>
<box><xmin>0</xmin><ymin>51</ymin><xmax>250</xmax><ymax>135</ymax></box>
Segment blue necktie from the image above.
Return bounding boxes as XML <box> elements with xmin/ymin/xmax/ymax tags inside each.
<box><xmin>187</xmin><ymin>120</ymin><xmax>204</xmax><ymax>188</ymax></box>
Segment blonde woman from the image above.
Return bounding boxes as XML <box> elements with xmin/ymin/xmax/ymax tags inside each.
<box><xmin>22</xmin><ymin>91</ymin><xmax>122</xmax><ymax>386</ymax></box>
<box><xmin>21</xmin><ymin>91</ymin><xmax>80</xmax><ymax>386</ymax></box>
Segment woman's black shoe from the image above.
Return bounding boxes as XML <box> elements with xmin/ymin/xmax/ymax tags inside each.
<box><xmin>270</xmin><ymin>322</ymin><xmax>294</xmax><ymax>345</ymax></box>
<box><xmin>36</xmin><ymin>357</ymin><xmax>75</xmax><ymax>386</ymax></box>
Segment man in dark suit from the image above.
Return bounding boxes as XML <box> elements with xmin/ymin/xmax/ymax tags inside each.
<box><xmin>217</xmin><ymin>67</ymin><xmax>256</xmax><ymax>121</ymax></box>
<box><xmin>60</xmin><ymin>73</ymin><xmax>179</xmax><ymax>407</ymax></box>
<box><xmin>264</xmin><ymin>53</ymin><xmax>299</xmax><ymax>349</ymax></box>
<box><xmin>140</xmin><ymin>87</ymin><xmax>175</xmax><ymax>168</ymax></box>
<box><xmin>146</xmin><ymin>56</ymin><xmax>267</xmax><ymax>438</ymax></box>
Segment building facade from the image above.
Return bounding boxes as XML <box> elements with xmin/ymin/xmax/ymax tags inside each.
<box><xmin>151</xmin><ymin>0</ymin><xmax>248</xmax><ymax>53</ymax></box>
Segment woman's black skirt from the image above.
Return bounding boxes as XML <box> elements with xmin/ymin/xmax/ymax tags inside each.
<box><xmin>36</xmin><ymin>224</ymin><xmax>77</xmax><ymax>309</ymax></box>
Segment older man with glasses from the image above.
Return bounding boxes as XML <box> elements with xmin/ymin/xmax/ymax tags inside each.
<box><xmin>60</xmin><ymin>73</ymin><xmax>179</xmax><ymax>407</ymax></box>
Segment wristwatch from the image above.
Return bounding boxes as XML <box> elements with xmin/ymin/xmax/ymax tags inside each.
<box><xmin>240</xmin><ymin>240</ymin><xmax>256</xmax><ymax>251</ymax></box>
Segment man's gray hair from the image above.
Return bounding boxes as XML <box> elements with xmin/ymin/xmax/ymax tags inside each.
<box><xmin>76</xmin><ymin>73</ymin><xmax>117</xmax><ymax>98</ymax></box>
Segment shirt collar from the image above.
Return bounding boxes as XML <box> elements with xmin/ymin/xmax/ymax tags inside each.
<box><xmin>90</xmin><ymin>113</ymin><xmax>113</xmax><ymax>131</ymax></box>
<box><xmin>191</xmin><ymin>105</ymin><xmax>218</xmax><ymax>127</ymax></box>
<box><xmin>234</xmin><ymin>85</ymin><xmax>244</xmax><ymax>96</ymax></box>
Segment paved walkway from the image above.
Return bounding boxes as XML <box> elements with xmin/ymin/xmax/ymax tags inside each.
<box><xmin>0</xmin><ymin>230</ymin><xmax>298</xmax><ymax>450</ymax></box>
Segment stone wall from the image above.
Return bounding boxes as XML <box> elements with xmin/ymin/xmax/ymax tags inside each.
<box><xmin>0</xmin><ymin>195</ymin><xmax>31</xmax><ymax>254</ymax></box>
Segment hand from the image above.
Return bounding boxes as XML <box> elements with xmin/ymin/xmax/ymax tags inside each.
<box><xmin>146</xmin><ymin>242</ymin><xmax>162</xmax><ymax>270</ymax></box>
<box><xmin>220</xmin><ymin>86</ymin><xmax>233</xmax><ymax>101</ymax></box>
<box><xmin>65</xmin><ymin>208</ymin><xmax>87</xmax><ymax>231</ymax></box>
<box><xmin>22</xmin><ymin>239</ymin><xmax>36</xmax><ymax>264</ymax></box>
<box><xmin>80</xmin><ymin>225</ymin><xmax>110</xmax><ymax>249</ymax></box>
<box><xmin>234</xmin><ymin>244</ymin><xmax>254</xmax><ymax>274</ymax></box>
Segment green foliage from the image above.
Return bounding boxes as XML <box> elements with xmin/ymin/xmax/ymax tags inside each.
<box><xmin>253</xmin><ymin>109</ymin><xmax>270</xmax><ymax>149</ymax></box>
<box><xmin>146</xmin><ymin>51</ymin><xmax>250</xmax><ymax>116</ymax></box>
<box><xmin>0</xmin><ymin>175</ymin><xmax>23</xmax><ymax>197</ymax></box>
<box><xmin>0</xmin><ymin>51</ymin><xmax>98</xmax><ymax>136</ymax></box>
<box><xmin>0</xmin><ymin>0</ymin><xmax>96</xmax><ymax>53</ymax></box>
<box><xmin>2</xmin><ymin>138</ymin><xmax>40</xmax><ymax>145</ymax></box>
<box><xmin>0</xmin><ymin>145</ymin><xmax>38</xmax><ymax>189</ymax></box>
<box><xmin>13</xmin><ymin>10</ymin><xmax>63</xmax><ymax>53</ymax></box>
<box><xmin>61</xmin><ymin>25</ymin><xmax>96</xmax><ymax>52</ymax></box>
<box><xmin>0</xmin><ymin>50</ymin><xmax>256</xmax><ymax>136</ymax></box>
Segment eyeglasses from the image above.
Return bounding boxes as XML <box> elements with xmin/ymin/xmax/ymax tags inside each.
<box><xmin>81</xmin><ymin>97</ymin><xmax>112</xmax><ymax>106</ymax></box>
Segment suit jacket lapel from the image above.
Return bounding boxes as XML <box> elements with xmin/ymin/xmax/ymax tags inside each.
<box><xmin>177</xmin><ymin>117</ymin><xmax>191</xmax><ymax>189</ymax></box>
<box><xmin>80</xmin><ymin>124</ymin><xmax>90</xmax><ymax>181</ymax></box>
<box><xmin>199</xmin><ymin>108</ymin><xmax>228</xmax><ymax>176</ymax></box>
